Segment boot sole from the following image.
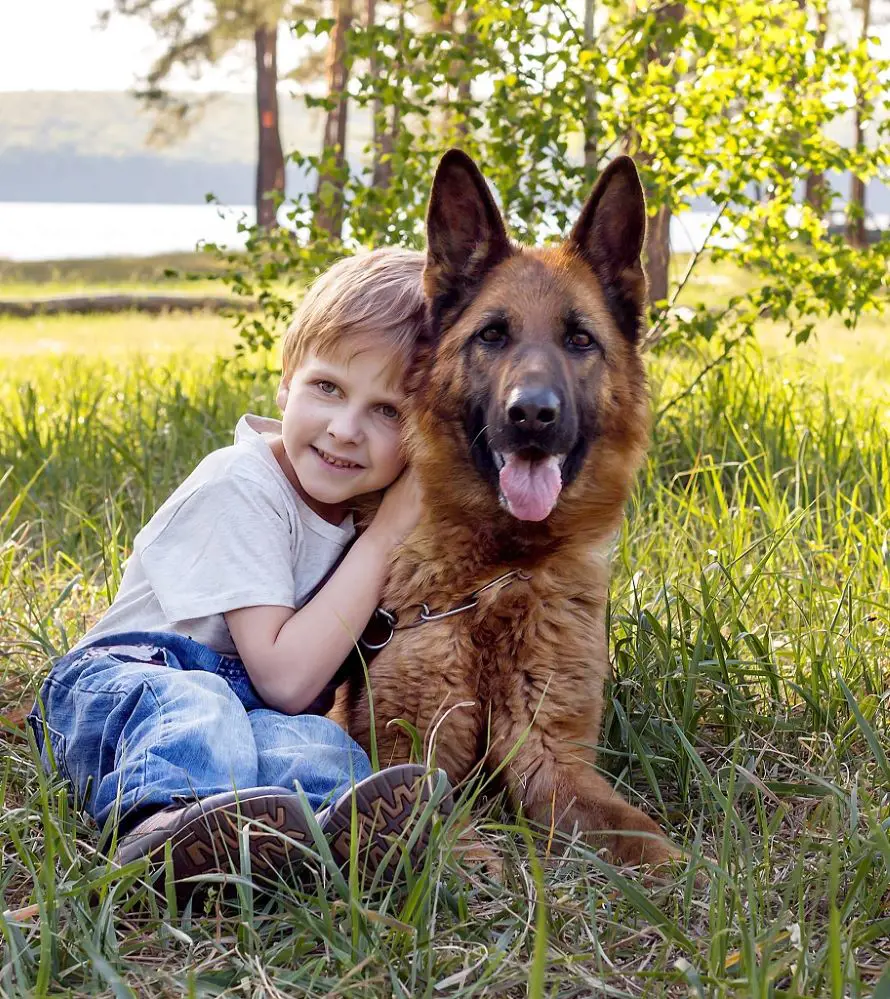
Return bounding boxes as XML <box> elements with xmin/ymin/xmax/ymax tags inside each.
<box><xmin>323</xmin><ymin>764</ymin><xmax>454</xmax><ymax>880</ymax></box>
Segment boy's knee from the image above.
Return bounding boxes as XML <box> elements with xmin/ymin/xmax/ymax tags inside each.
<box><xmin>250</xmin><ymin>709</ymin><xmax>360</xmax><ymax>752</ymax></box>
<box><xmin>150</xmin><ymin>670</ymin><xmax>252</xmax><ymax>733</ymax></box>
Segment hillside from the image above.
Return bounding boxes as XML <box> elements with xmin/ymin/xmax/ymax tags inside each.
<box><xmin>0</xmin><ymin>90</ymin><xmax>370</xmax><ymax>204</ymax></box>
<box><xmin>1</xmin><ymin>90</ymin><xmax>887</xmax><ymax>212</ymax></box>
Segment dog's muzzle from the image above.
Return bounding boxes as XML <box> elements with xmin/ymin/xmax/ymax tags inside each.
<box><xmin>505</xmin><ymin>385</ymin><xmax>561</xmax><ymax>436</ymax></box>
<box><xmin>485</xmin><ymin>383</ymin><xmax>578</xmax><ymax>523</ymax></box>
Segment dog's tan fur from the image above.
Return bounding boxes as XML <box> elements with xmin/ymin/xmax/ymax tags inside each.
<box><xmin>331</xmin><ymin>151</ymin><xmax>673</xmax><ymax>866</ymax></box>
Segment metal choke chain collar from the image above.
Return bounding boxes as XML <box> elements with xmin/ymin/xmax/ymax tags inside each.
<box><xmin>360</xmin><ymin>568</ymin><xmax>531</xmax><ymax>652</ymax></box>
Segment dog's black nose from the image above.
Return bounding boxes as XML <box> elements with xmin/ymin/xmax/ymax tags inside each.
<box><xmin>506</xmin><ymin>386</ymin><xmax>561</xmax><ymax>432</ymax></box>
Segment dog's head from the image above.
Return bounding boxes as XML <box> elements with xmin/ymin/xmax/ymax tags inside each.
<box><xmin>407</xmin><ymin>149</ymin><xmax>651</xmax><ymax>551</ymax></box>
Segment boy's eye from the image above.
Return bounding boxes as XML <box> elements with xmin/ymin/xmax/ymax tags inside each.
<box><xmin>317</xmin><ymin>380</ymin><xmax>338</xmax><ymax>395</ymax></box>
<box><xmin>378</xmin><ymin>404</ymin><xmax>400</xmax><ymax>420</ymax></box>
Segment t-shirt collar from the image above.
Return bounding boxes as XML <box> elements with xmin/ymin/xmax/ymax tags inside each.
<box><xmin>234</xmin><ymin>413</ymin><xmax>355</xmax><ymax>539</ymax></box>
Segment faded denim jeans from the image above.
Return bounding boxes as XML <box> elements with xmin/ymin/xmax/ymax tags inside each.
<box><xmin>28</xmin><ymin>631</ymin><xmax>371</xmax><ymax>830</ymax></box>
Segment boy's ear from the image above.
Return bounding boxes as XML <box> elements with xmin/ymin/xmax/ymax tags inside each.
<box><xmin>424</xmin><ymin>149</ymin><xmax>512</xmax><ymax>335</ymax></box>
<box><xmin>276</xmin><ymin>377</ymin><xmax>290</xmax><ymax>412</ymax></box>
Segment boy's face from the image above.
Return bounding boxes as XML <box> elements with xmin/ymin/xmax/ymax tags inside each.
<box><xmin>276</xmin><ymin>346</ymin><xmax>408</xmax><ymax>523</ymax></box>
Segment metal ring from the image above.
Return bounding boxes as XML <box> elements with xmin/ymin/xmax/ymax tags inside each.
<box><xmin>359</xmin><ymin>607</ymin><xmax>397</xmax><ymax>651</ymax></box>
<box><xmin>359</xmin><ymin>630</ymin><xmax>394</xmax><ymax>651</ymax></box>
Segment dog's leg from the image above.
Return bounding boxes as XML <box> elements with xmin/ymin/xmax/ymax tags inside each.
<box><xmin>491</xmin><ymin>711</ymin><xmax>676</xmax><ymax>868</ymax></box>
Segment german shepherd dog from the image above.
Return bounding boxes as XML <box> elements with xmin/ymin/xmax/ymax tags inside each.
<box><xmin>332</xmin><ymin>150</ymin><xmax>674</xmax><ymax>867</ymax></box>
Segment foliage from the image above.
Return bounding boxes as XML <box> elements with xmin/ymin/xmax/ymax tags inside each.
<box><xmin>211</xmin><ymin>0</ymin><xmax>889</xmax><ymax>366</ymax></box>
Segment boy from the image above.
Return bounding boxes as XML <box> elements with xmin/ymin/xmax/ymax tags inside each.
<box><xmin>28</xmin><ymin>247</ymin><xmax>452</xmax><ymax>894</ymax></box>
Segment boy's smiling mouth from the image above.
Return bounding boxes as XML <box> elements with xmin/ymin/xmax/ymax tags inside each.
<box><xmin>311</xmin><ymin>446</ymin><xmax>364</xmax><ymax>471</ymax></box>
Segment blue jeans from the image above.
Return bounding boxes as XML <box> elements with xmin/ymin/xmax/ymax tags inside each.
<box><xmin>28</xmin><ymin>631</ymin><xmax>371</xmax><ymax>830</ymax></box>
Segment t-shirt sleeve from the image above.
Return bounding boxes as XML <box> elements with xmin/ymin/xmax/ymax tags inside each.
<box><xmin>135</xmin><ymin>472</ymin><xmax>298</xmax><ymax>624</ymax></box>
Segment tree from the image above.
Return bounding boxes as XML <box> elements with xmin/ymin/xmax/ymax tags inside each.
<box><xmin>315</xmin><ymin>0</ymin><xmax>355</xmax><ymax>237</ymax></box>
<box><xmin>802</xmin><ymin>1</ymin><xmax>831</xmax><ymax>218</ymax></box>
<box><xmin>846</xmin><ymin>0</ymin><xmax>873</xmax><ymax>247</ymax></box>
<box><xmin>101</xmin><ymin>0</ymin><xmax>314</xmax><ymax>231</ymax></box>
<box><xmin>219</xmin><ymin>0</ymin><xmax>890</xmax><ymax>371</ymax></box>
<box><xmin>623</xmin><ymin>1</ymin><xmax>685</xmax><ymax>306</ymax></box>
<box><xmin>365</xmin><ymin>0</ymin><xmax>407</xmax><ymax>191</ymax></box>
<box><xmin>583</xmin><ymin>0</ymin><xmax>598</xmax><ymax>177</ymax></box>
<box><xmin>254</xmin><ymin>19</ymin><xmax>286</xmax><ymax>229</ymax></box>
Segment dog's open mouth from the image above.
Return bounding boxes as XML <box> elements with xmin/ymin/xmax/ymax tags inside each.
<box><xmin>492</xmin><ymin>448</ymin><xmax>566</xmax><ymax>522</ymax></box>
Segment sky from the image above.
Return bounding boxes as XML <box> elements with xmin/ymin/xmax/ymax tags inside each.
<box><xmin>0</xmin><ymin>0</ymin><xmax>269</xmax><ymax>92</ymax></box>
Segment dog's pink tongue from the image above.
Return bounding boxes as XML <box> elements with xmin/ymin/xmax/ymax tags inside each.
<box><xmin>499</xmin><ymin>454</ymin><xmax>562</xmax><ymax>521</ymax></box>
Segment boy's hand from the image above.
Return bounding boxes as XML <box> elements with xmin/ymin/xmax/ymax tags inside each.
<box><xmin>368</xmin><ymin>468</ymin><xmax>423</xmax><ymax>548</ymax></box>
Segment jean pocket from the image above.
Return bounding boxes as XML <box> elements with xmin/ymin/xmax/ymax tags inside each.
<box><xmin>100</xmin><ymin>644</ymin><xmax>170</xmax><ymax>665</ymax></box>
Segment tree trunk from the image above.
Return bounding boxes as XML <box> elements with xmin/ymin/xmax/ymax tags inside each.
<box><xmin>254</xmin><ymin>23</ymin><xmax>285</xmax><ymax>231</ymax></box>
<box><xmin>368</xmin><ymin>0</ymin><xmax>390</xmax><ymax>189</ymax></box>
<box><xmin>628</xmin><ymin>1</ymin><xmax>682</xmax><ymax>305</ymax></box>
<box><xmin>583</xmin><ymin>0</ymin><xmax>597</xmax><ymax>178</ymax></box>
<box><xmin>804</xmin><ymin>172</ymin><xmax>829</xmax><ymax>217</ymax></box>
<box><xmin>455</xmin><ymin>2</ymin><xmax>476</xmax><ymax>140</ymax></box>
<box><xmin>316</xmin><ymin>0</ymin><xmax>354</xmax><ymax>237</ymax></box>
<box><xmin>846</xmin><ymin>0</ymin><xmax>871</xmax><ymax>248</ymax></box>
<box><xmin>368</xmin><ymin>0</ymin><xmax>382</xmax><ymax>183</ymax></box>
<box><xmin>370</xmin><ymin>0</ymin><xmax>405</xmax><ymax>190</ymax></box>
<box><xmin>647</xmin><ymin>204</ymin><xmax>671</xmax><ymax>304</ymax></box>
<box><xmin>803</xmin><ymin>6</ymin><xmax>829</xmax><ymax>218</ymax></box>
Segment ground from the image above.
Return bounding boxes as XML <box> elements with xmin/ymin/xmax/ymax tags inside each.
<box><xmin>0</xmin><ymin>256</ymin><xmax>887</xmax><ymax>997</ymax></box>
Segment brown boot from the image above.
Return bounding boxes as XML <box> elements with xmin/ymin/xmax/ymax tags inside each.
<box><xmin>320</xmin><ymin>764</ymin><xmax>454</xmax><ymax>881</ymax></box>
<box><xmin>113</xmin><ymin>786</ymin><xmax>314</xmax><ymax>896</ymax></box>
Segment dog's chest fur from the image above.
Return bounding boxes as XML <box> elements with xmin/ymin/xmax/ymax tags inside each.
<box><xmin>337</xmin><ymin>539</ymin><xmax>612</xmax><ymax>780</ymax></box>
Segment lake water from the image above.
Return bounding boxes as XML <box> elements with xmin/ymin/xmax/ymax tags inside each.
<box><xmin>0</xmin><ymin>202</ymin><xmax>256</xmax><ymax>262</ymax></box>
<box><xmin>0</xmin><ymin>201</ymin><xmax>728</xmax><ymax>262</ymax></box>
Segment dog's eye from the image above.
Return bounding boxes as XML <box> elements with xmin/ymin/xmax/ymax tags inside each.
<box><xmin>565</xmin><ymin>330</ymin><xmax>596</xmax><ymax>351</ymax></box>
<box><xmin>477</xmin><ymin>325</ymin><xmax>509</xmax><ymax>346</ymax></box>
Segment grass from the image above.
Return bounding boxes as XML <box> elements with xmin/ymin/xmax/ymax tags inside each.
<box><xmin>0</xmin><ymin>253</ymin><xmax>229</xmax><ymax>298</ymax></box>
<box><xmin>0</xmin><ymin>312</ymin><xmax>238</xmax><ymax>362</ymax></box>
<box><xmin>1</xmin><ymin>305</ymin><xmax>888</xmax><ymax>996</ymax></box>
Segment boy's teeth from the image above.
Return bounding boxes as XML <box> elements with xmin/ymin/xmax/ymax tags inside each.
<box><xmin>319</xmin><ymin>449</ymin><xmax>357</xmax><ymax>469</ymax></box>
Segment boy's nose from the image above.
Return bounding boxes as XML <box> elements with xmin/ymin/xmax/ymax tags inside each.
<box><xmin>327</xmin><ymin>410</ymin><xmax>365</xmax><ymax>444</ymax></box>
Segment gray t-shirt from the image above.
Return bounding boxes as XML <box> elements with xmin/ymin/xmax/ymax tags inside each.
<box><xmin>77</xmin><ymin>414</ymin><xmax>355</xmax><ymax>655</ymax></box>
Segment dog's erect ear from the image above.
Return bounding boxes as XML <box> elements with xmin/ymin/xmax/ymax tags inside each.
<box><xmin>425</xmin><ymin>149</ymin><xmax>512</xmax><ymax>332</ymax></box>
<box><xmin>568</xmin><ymin>156</ymin><xmax>648</xmax><ymax>343</ymax></box>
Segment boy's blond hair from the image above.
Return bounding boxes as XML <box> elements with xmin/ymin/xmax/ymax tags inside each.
<box><xmin>282</xmin><ymin>248</ymin><xmax>427</xmax><ymax>383</ymax></box>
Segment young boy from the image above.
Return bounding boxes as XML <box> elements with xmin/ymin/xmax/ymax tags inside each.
<box><xmin>28</xmin><ymin>247</ymin><xmax>452</xmax><ymax>893</ymax></box>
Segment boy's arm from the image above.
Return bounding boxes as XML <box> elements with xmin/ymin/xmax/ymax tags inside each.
<box><xmin>225</xmin><ymin>472</ymin><xmax>420</xmax><ymax>715</ymax></box>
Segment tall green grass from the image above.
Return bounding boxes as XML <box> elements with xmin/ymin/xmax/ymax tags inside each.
<box><xmin>1</xmin><ymin>344</ymin><xmax>888</xmax><ymax>997</ymax></box>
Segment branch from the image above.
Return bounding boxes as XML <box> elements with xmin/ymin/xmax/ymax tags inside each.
<box><xmin>653</xmin><ymin>303</ymin><xmax>769</xmax><ymax>424</ymax></box>
<box><xmin>644</xmin><ymin>200</ymin><xmax>729</xmax><ymax>351</ymax></box>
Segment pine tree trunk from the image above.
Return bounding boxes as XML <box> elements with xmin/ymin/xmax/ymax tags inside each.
<box><xmin>316</xmin><ymin>0</ymin><xmax>353</xmax><ymax>237</ymax></box>
<box><xmin>254</xmin><ymin>23</ymin><xmax>285</xmax><ymax>231</ymax></box>
<box><xmin>371</xmin><ymin>0</ymin><xmax>405</xmax><ymax>190</ymax></box>
<box><xmin>846</xmin><ymin>0</ymin><xmax>871</xmax><ymax>249</ymax></box>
